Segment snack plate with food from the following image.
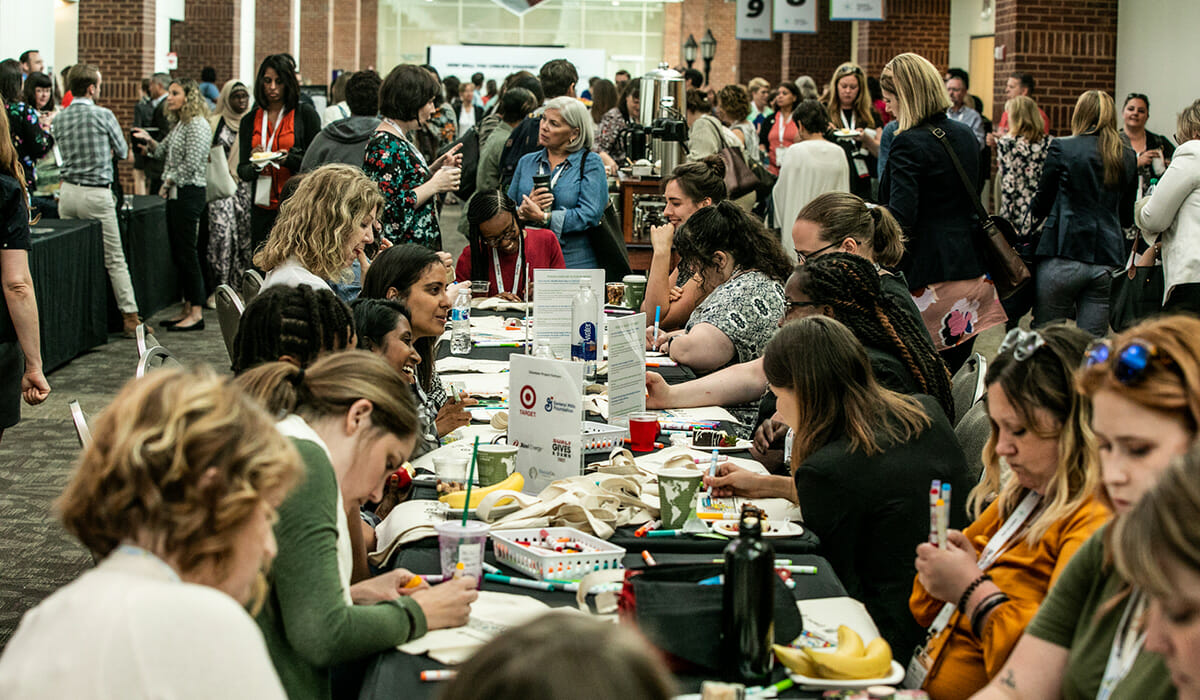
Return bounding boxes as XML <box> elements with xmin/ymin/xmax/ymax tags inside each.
<box><xmin>711</xmin><ymin>519</ymin><xmax>805</xmax><ymax>539</ymax></box>
<box><xmin>832</xmin><ymin>129</ymin><xmax>862</xmax><ymax>138</ymax></box>
<box><xmin>687</xmin><ymin>429</ymin><xmax>752</xmax><ymax>452</ymax></box>
<box><xmin>775</xmin><ymin>626</ymin><xmax>903</xmax><ymax>689</ymax></box>
<box><xmin>250</xmin><ymin>151</ymin><xmax>285</xmax><ymax>167</ymax></box>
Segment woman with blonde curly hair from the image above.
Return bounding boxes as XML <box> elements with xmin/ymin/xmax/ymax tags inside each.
<box><xmin>0</xmin><ymin>368</ymin><xmax>302</xmax><ymax>697</ymax></box>
<box><xmin>254</xmin><ymin>163</ymin><xmax>382</xmax><ymax>293</ymax></box>
<box><xmin>134</xmin><ymin>78</ymin><xmax>213</xmax><ymax>332</ymax></box>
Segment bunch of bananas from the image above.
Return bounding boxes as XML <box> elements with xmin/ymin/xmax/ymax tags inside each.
<box><xmin>437</xmin><ymin>472</ymin><xmax>524</xmax><ymax>509</ymax></box>
<box><xmin>773</xmin><ymin>625</ymin><xmax>892</xmax><ymax>680</ymax></box>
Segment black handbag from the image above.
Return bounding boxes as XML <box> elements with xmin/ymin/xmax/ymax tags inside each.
<box><xmin>1109</xmin><ymin>245</ymin><xmax>1164</xmax><ymax>332</ymax></box>
<box><xmin>928</xmin><ymin>127</ymin><xmax>1031</xmax><ymax>300</ymax></box>
<box><xmin>576</xmin><ymin>161</ymin><xmax>632</xmax><ymax>282</ymax></box>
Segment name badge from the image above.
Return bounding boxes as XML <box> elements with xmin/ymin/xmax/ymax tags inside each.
<box><xmin>902</xmin><ymin>646</ymin><xmax>931</xmax><ymax>690</ymax></box>
<box><xmin>255</xmin><ymin>175</ymin><xmax>272</xmax><ymax>207</ymax></box>
<box><xmin>853</xmin><ymin>157</ymin><xmax>870</xmax><ymax>178</ymax></box>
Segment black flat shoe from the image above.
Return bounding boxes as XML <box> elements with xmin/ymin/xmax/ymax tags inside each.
<box><xmin>167</xmin><ymin>319</ymin><xmax>205</xmax><ymax>332</ymax></box>
<box><xmin>160</xmin><ymin>318</ymin><xmax>185</xmax><ymax>328</ymax></box>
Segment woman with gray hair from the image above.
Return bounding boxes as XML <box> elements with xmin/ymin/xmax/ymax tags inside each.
<box><xmin>507</xmin><ymin>95</ymin><xmax>607</xmax><ymax>268</ymax></box>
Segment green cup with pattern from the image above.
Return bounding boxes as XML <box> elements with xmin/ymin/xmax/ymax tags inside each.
<box><xmin>475</xmin><ymin>444</ymin><xmax>519</xmax><ymax>487</ymax></box>
<box><xmin>657</xmin><ymin>466</ymin><xmax>703</xmax><ymax>529</ymax></box>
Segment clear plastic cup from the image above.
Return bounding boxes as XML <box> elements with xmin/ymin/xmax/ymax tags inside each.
<box><xmin>435</xmin><ymin>520</ymin><xmax>489</xmax><ymax>587</ymax></box>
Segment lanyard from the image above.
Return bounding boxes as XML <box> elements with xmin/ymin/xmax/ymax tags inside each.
<box><xmin>381</xmin><ymin>118</ymin><xmax>428</xmax><ymax>168</ymax></box>
<box><xmin>1097</xmin><ymin>590</ymin><xmax>1148</xmax><ymax>700</ymax></box>
<box><xmin>537</xmin><ymin>160</ymin><xmax>566</xmax><ymax>190</ymax></box>
<box><xmin>775</xmin><ymin>114</ymin><xmax>791</xmax><ymax>143</ymax></box>
<box><xmin>492</xmin><ymin>247</ymin><xmax>523</xmax><ymax>296</ymax></box>
<box><xmin>926</xmin><ymin>491</ymin><xmax>1042</xmax><ymax>635</ymax></box>
<box><xmin>841</xmin><ymin>109</ymin><xmax>856</xmax><ymax>131</ymax></box>
<box><xmin>260</xmin><ymin>108</ymin><xmax>286</xmax><ymax>153</ymax></box>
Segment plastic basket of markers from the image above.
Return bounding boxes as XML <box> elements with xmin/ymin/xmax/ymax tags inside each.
<box><xmin>491</xmin><ymin>527</ymin><xmax>626</xmax><ymax>581</ymax></box>
<box><xmin>582</xmin><ymin>421</ymin><xmax>627</xmax><ymax>454</ymax></box>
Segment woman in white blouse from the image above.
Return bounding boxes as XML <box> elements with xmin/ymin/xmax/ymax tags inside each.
<box><xmin>0</xmin><ymin>368</ymin><xmax>302</xmax><ymax>698</ymax></box>
<box><xmin>1136</xmin><ymin>99</ymin><xmax>1200</xmax><ymax>314</ymax></box>
<box><xmin>134</xmin><ymin>79</ymin><xmax>212</xmax><ymax>331</ymax></box>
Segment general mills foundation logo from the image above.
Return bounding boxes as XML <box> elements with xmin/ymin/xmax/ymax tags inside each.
<box><xmin>518</xmin><ymin>385</ymin><xmax>537</xmax><ymax>417</ymax></box>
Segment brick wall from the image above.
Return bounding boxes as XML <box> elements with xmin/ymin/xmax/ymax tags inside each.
<box><xmin>360</xmin><ymin>0</ymin><xmax>378</xmax><ymax>70</ymax></box>
<box><xmin>255</xmin><ymin>0</ymin><xmax>294</xmax><ymax>69</ymax></box>
<box><xmin>664</xmin><ymin>0</ymin><xmax>742</xmax><ymax>90</ymax></box>
<box><xmin>993</xmin><ymin>0</ymin><xmax>1117</xmax><ymax>135</ymax></box>
<box><xmin>739</xmin><ymin>34</ymin><xmax>784</xmax><ymax>85</ymax></box>
<box><xmin>781</xmin><ymin>0</ymin><xmax>852</xmax><ymax>88</ymax></box>
<box><xmin>298</xmin><ymin>0</ymin><xmax>332</xmax><ymax>86</ymax></box>
<box><xmin>77</xmin><ymin>0</ymin><xmax>157</xmax><ymax>190</ymax></box>
<box><xmin>855</xmin><ymin>0</ymin><xmax>950</xmax><ymax>78</ymax></box>
<box><xmin>332</xmin><ymin>0</ymin><xmax>361</xmax><ymax>75</ymax></box>
<box><xmin>171</xmin><ymin>0</ymin><xmax>241</xmax><ymax>85</ymax></box>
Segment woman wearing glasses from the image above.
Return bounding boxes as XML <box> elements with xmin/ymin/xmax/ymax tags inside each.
<box><xmin>972</xmin><ymin>315</ymin><xmax>1200</xmax><ymax>700</ymax></box>
<box><xmin>908</xmin><ymin>325</ymin><xmax>1109</xmax><ymax>700</ymax></box>
<box><xmin>455</xmin><ymin>190</ymin><xmax>564</xmax><ymax>300</ymax></box>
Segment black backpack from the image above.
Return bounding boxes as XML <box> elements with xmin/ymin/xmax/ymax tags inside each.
<box><xmin>439</xmin><ymin>126</ymin><xmax>480</xmax><ymax>201</ymax></box>
<box><xmin>498</xmin><ymin>115</ymin><xmax>542</xmax><ymax>189</ymax></box>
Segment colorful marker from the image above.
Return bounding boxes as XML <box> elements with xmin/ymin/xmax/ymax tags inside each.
<box><xmin>645</xmin><ymin>529</ymin><xmax>684</xmax><ymax>537</ymax></box>
<box><xmin>641</xmin><ymin>550</ymin><xmax>658</xmax><ymax>566</ymax></box>
<box><xmin>653</xmin><ymin>305</ymin><xmax>661</xmax><ymax>346</ymax></box>
<box><xmin>483</xmin><ymin>573</ymin><xmax>557</xmax><ymax>592</ymax></box>
<box><xmin>420</xmin><ymin>670</ymin><xmax>457</xmax><ymax>682</ymax></box>
<box><xmin>403</xmin><ymin>575</ymin><xmax>424</xmax><ymax>589</ymax></box>
<box><xmin>634</xmin><ymin>519</ymin><xmax>661</xmax><ymax>537</ymax></box>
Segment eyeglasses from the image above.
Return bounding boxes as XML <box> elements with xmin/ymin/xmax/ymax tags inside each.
<box><xmin>1085</xmin><ymin>338</ymin><xmax>1175</xmax><ymax>385</ymax></box>
<box><xmin>795</xmin><ymin>240</ymin><xmax>842</xmax><ymax>265</ymax></box>
<box><xmin>998</xmin><ymin>328</ymin><xmax>1045</xmax><ymax>362</ymax></box>
<box><xmin>481</xmin><ymin>222</ymin><xmax>520</xmax><ymax>248</ymax></box>
<box><xmin>783</xmin><ymin>300</ymin><xmax>822</xmax><ymax>313</ymax></box>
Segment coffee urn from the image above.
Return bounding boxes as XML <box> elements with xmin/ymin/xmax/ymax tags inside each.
<box><xmin>638</xmin><ymin>63</ymin><xmax>687</xmax><ymax>177</ymax></box>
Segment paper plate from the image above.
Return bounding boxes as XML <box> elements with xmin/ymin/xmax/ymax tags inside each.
<box><xmin>437</xmin><ymin>500</ymin><xmax>521</xmax><ymax>521</ymax></box>
<box><xmin>711</xmin><ymin>520</ymin><xmax>805</xmax><ymax>539</ymax></box>
<box><xmin>789</xmin><ymin>660</ymin><xmax>905</xmax><ymax>689</ymax></box>
<box><xmin>687</xmin><ymin>436</ymin><xmax>753</xmax><ymax>453</ymax></box>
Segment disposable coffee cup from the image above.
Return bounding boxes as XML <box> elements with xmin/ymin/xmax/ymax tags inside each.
<box><xmin>475</xmin><ymin>444</ymin><xmax>518</xmax><ymax>487</ymax></box>
<box><xmin>435</xmin><ymin>520</ymin><xmax>488</xmax><ymax>587</ymax></box>
<box><xmin>433</xmin><ymin>455</ymin><xmax>470</xmax><ymax>485</ymax></box>
<box><xmin>658</xmin><ymin>467</ymin><xmax>703</xmax><ymax>529</ymax></box>
<box><xmin>471</xmin><ymin>280</ymin><xmax>491</xmax><ymax>297</ymax></box>
<box><xmin>623</xmin><ymin>274</ymin><xmax>648</xmax><ymax>310</ymax></box>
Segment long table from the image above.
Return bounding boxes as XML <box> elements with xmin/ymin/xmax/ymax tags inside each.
<box><xmin>112</xmin><ymin>195</ymin><xmax>177</xmax><ymax>328</ymax></box>
<box><xmin>29</xmin><ymin>219</ymin><xmax>107</xmax><ymax>372</ymax></box>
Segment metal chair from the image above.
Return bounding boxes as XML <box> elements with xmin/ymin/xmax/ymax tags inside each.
<box><xmin>214</xmin><ymin>284</ymin><xmax>245</xmax><ymax>362</ymax></box>
<box><xmin>954</xmin><ymin>399</ymin><xmax>991</xmax><ymax>486</ymax></box>
<box><xmin>135</xmin><ymin>322</ymin><xmax>161</xmax><ymax>359</ymax></box>
<box><xmin>950</xmin><ymin>352</ymin><xmax>988</xmax><ymax>426</ymax></box>
<box><xmin>135</xmin><ymin>345</ymin><xmax>181</xmax><ymax>378</ymax></box>
<box><xmin>241</xmin><ymin>269</ymin><xmax>264</xmax><ymax>306</ymax></box>
<box><xmin>68</xmin><ymin>400</ymin><xmax>92</xmax><ymax>448</ymax></box>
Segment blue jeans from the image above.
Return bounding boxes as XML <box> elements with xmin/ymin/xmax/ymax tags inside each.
<box><xmin>1033</xmin><ymin>257</ymin><xmax>1115</xmax><ymax>337</ymax></box>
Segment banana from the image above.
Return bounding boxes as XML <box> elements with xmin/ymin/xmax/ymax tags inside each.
<box><xmin>438</xmin><ymin>472</ymin><xmax>525</xmax><ymax>509</ymax></box>
<box><xmin>772</xmin><ymin>644</ymin><xmax>819</xmax><ymax>677</ymax></box>
<box><xmin>801</xmin><ymin>637</ymin><xmax>893</xmax><ymax>680</ymax></box>
<box><xmin>835</xmin><ymin>625</ymin><xmax>865</xmax><ymax>657</ymax></box>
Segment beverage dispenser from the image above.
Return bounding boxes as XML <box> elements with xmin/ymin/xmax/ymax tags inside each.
<box><xmin>638</xmin><ymin>63</ymin><xmax>687</xmax><ymax>177</ymax></box>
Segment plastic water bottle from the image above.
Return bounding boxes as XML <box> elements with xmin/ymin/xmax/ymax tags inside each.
<box><xmin>1147</xmin><ymin>177</ymin><xmax>1159</xmax><ymax>196</ymax></box>
<box><xmin>570</xmin><ymin>280</ymin><xmax>597</xmax><ymax>381</ymax></box>
<box><xmin>450</xmin><ymin>288</ymin><xmax>472</xmax><ymax>355</ymax></box>
<box><xmin>722</xmin><ymin>504</ymin><xmax>775</xmax><ymax>683</ymax></box>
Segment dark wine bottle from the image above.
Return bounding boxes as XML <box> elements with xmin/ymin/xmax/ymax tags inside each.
<box><xmin>721</xmin><ymin>504</ymin><xmax>775</xmax><ymax>683</ymax></box>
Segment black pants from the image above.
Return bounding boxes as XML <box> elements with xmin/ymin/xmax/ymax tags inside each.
<box><xmin>250</xmin><ymin>206</ymin><xmax>279</xmax><ymax>269</ymax></box>
<box><xmin>167</xmin><ymin>185</ymin><xmax>208</xmax><ymax>306</ymax></box>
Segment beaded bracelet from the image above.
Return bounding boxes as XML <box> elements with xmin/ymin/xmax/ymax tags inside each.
<box><xmin>957</xmin><ymin>573</ymin><xmax>993</xmax><ymax>611</ymax></box>
<box><xmin>970</xmin><ymin>591</ymin><xmax>1010</xmax><ymax>638</ymax></box>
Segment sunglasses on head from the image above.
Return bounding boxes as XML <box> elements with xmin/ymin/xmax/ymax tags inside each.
<box><xmin>998</xmin><ymin>328</ymin><xmax>1045</xmax><ymax>362</ymax></box>
<box><xmin>1084</xmin><ymin>338</ymin><xmax>1175</xmax><ymax>385</ymax></box>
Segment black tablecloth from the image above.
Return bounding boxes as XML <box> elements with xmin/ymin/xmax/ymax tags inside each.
<box><xmin>29</xmin><ymin>220</ymin><xmax>107</xmax><ymax>372</ymax></box>
<box><xmin>109</xmin><ymin>195</ymin><xmax>177</xmax><ymax>329</ymax></box>
<box><xmin>359</xmin><ymin>550</ymin><xmax>843</xmax><ymax>700</ymax></box>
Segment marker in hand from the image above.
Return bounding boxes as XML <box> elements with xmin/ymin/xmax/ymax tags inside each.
<box><xmin>653</xmin><ymin>305</ymin><xmax>661</xmax><ymax>347</ymax></box>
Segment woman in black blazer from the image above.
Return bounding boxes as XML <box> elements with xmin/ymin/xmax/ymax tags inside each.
<box><xmin>878</xmin><ymin>53</ymin><xmax>1006</xmax><ymax>372</ymax></box>
<box><xmin>1031</xmin><ymin>90</ymin><xmax>1137</xmax><ymax>336</ymax></box>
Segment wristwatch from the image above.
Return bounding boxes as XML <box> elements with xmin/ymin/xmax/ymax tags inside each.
<box><xmin>542</xmin><ymin>211</ymin><xmax>551</xmax><ymax>226</ymax></box>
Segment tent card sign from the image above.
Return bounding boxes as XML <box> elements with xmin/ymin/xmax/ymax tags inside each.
<box><xmin>508</xmin><ymin>354</ymin><xmax>584</xmax><ymax>494</ymax></box>
<box><xmin>606</xmin><ymin>312</ymin><xmax>647</xmax><ymax>421</ymax></box>
<box><xmin>532</xmin><ymin>269</ymin><xmax>605</xmax><ymax>359</ymax></box>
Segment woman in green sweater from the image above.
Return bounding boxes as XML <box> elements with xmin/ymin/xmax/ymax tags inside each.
<box><xmin>237</xmin><ymin>351</ymin><xmax>477</xmax><ymax>700</ymax></box>
<box><xmin>972</xmin><ymin>315</ymin><xmax>1200</xmax><ymax>700</ymax></box>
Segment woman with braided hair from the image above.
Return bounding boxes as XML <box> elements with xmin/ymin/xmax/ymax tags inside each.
<box><xmin>230</xmin><ymin>285</ymin><xmax>356</xmax><ymax>374</ymax></box>
<box><xmin>704</xmin><ymin>316</ymin><xmax>969</xmax><ymax>655</ymax></box>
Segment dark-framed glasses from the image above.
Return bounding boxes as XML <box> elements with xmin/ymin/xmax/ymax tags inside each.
<box><xmin>795</xmin><ymin>240</ymin><xmax>841</xmax><ymax>265</ymax></box>
<box><xmin>998</xmin><ymin>328</ymin><xmax>1045</xmax><ymax>362</ymax></box>
<box><xmin>481</xmin><ymin>223</ymin><xmax>520</xmax><ymax>249</ymax></box>
<box><xmin>1085</xmin><ymin>338</ymin><xmax>1175</xmax><ymax>385</ymax></box>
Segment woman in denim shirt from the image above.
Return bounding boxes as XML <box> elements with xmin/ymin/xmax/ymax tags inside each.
<box><xmin>508</xmin><ymin>96</ymin><xmax>608</xmax><ymax>268</ymax></box>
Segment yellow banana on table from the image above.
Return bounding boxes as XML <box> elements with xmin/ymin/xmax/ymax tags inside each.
<box><xmin>437</xmin><ymin>472</ymin><xmax>525</xmax><ymax>509</ymax></box>
<box><xmin>773</xmin><ymin>625</ymin><xmax>893</xmax><ymax>681</ymax></box>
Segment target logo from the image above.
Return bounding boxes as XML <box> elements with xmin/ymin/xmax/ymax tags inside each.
<box><xmin>519</xmin><ymin>385</ymin><xmax>537</xmax><ymax>410</ymax></box>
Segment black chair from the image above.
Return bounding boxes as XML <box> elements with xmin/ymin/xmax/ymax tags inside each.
<box><xmin>214</xmin><ymin>284</ymin><xmax>245</xmax><ymax>362</ymax></box>
<box><xmin>241</xmin><ymin>269</ymin><xmax>264</xmax><ymax>306</ymax></box>
<box><xmin>954</xmin><ymin>399</ymin><xmax>991</xmax><ymax>486</ymax></box>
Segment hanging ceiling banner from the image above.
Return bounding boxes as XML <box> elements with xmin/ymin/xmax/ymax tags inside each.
<box><xmin>736</xmin><ymin>0</ymin><xmax>773</xmax><ymax>41</ymax></box>
<box><xmin>490</xmin><ymin>0</ymin><xmax>548</xmax><ymax>16</ymax></box>
<box><xmin>773</xmin><ymin>0</ymin><xmax>817</xmax><ymax>33</ymax></box>
<box><xmin>830</xmin><ymin>0</ymin><xmax>885</xmax><ymax>21</ymax></box>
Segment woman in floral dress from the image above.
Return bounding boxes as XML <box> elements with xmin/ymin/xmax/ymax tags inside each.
<box><xmin>995</xmin><ymin>95</ymin><xmax>1052</xmax><ymax>327</ymax></box>
<box><xmin>206</xmin><ymin>80</ymin><xmax>253</xmax><ymax>296</ymax></box>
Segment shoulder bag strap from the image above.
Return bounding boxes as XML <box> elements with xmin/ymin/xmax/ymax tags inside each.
<box><xmin>928</xmin><ymin>125</ymin><xmax>989</xmax><ymax>223</ymax></box>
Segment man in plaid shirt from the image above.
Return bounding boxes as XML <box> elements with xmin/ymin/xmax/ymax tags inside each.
<box><xmin>51</xmin><ymin>64</ymin><xmax>144</xmax><ymax>338</ymax></box>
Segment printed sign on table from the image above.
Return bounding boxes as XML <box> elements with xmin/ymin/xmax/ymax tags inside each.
<box><xmin>533</xmin><ymin>269</ymin><xmax>604</xmax><ymax>360</ymax></box>
<box><xmin>737</xmin><ymin>0</ymin><xmax>773</xmax><ymax>41</ymax></box>
<box><xmin>830</xmin><ymin>0</ymin><xmax>884</xmax><ymax>21</ymax></box>
<box><xmin>774</xmin><ymin>0</ymin><xmax>817</xmax><ymax>33</ymax></box>
<box><xmin>606</xmin><ymin>312</ymin><xmax>647</xmax><ymax>422</ymax></box>
<box><xmin>508</xmin><ymin>354</ymin><xmax>584</xmax><ymax>494</ymax></box>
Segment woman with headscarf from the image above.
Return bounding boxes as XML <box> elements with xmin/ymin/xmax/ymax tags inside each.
<box><xmin>206</xmin><ymin>80</ymin><xmax>253</xmax><ymax>297</ymax></box>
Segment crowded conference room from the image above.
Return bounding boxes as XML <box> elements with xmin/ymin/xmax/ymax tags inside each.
<box><xmin>3</xmin><ymin>0</ymin><xmax>1200</xmax><ymax>697</ymax></box>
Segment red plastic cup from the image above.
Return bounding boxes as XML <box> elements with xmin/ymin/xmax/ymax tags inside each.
<box><xmin>628</xmin><ymin>414</ymin><xmax>660</xmax><ymax>452</ymax></box>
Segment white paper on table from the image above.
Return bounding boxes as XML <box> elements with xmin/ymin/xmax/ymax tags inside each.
<box><xmin>472</xmin><ymin>297</ymin><xmax>531</xmax><ymax>312</ymax></box>
<box><xmin>532</xmin><ymin>269</ymin><xmax>604</xmax><ymax>359</ymax></box>
<box><xmin>435</xmin><ymin>357</ymin><xmax>511</xmax><ymax>374</ymax></box>
<box><xmin>606</xmin><ymin>313</ymin><xmax>646</xmax><ymax>421</ymax></box>
<box><xmin>795</xmin><ymin>597</ymin><xmax>882</xmax><ymax>646</ymax></box>
<box><xmin>396</xmin><ymin>592</ymin><xmax>554</xmax><ymax>660</ymax></box>
<box><xmin>653</xmin><ymin>406</ymin><xmax>740</xmax><ymax>423</ymax></box>
<box><xmin>411</xmin><ymin>425</ymin><xmax>504</xmax><ymax>472</ymax></box>
<box><xmin>440</xmin><ymin>373</ymin><xmax>511</xmax><ymax>395</ymax></box>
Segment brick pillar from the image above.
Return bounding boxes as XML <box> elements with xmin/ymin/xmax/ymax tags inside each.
<box><xmin>780</xmin><ymin>0</ymin><xmax>853</xmax><ymax>87</ymax></box>
<box><xmin>992</xmin><ymin>0</ymin><xmax>1117</xmax><ymax>134</ymax></box>
<box><xmin>360</xmin><ymin>0</ymin><xmax>377</xmax><ymax>70</ymax></box>
<box><xmin>255</xmin><ymin>0</ymin><xmax>294</xmax><ymax>69</ymax></box>
<box><xmin>664</xmin><ymin>0</ymin><xmax>739</xmax><ymax>89</ymax></box>
<box><xmin>332</xmin><ymin>0</ymin><xmax>361</xmax><ymax>73</ymax></box>
<box><xmin>172</xmin><ymin>0</ymin><xmax>241</xmax><ymax>84</ymax></box>
<box><xmin>855</xmin><ymin>0</ymin><xmax>950</xmax><ymax>78</ymax></box>
<box><xmin>77</xmin><ymin>0</ymin><xmax>156</xmax><ymax>191</ymax></box>
<box><xmin>299</xmin><ymin>0</ymin><xmax>332</xmax><ymax>86</ymax></box>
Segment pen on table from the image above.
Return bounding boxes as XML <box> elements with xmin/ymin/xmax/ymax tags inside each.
<box><xmin>653</xmin><ymin>305</ymin><xmax>661</xmax><ymax>346</ymax></box>
<box><xmin>706</xmin><ymin>448</ymin><xmax>719</xmax><ymax>501</ymax></box>
<box><xmin>484</xmin><ymin>572</ymin><xmax>558</xmax><ymax>591</ymax></box>
<box><xmin>711</xmin><ymin>558</ymin><xmax>793</xmax><ymax>565</ymax></box>
<box><xmin>420</xmin><ymin>670</ymin><xmax>457</xmax><ymax>682</ymax></box>
<box><xmin>645</xmin><ymin>529</ymin><xmax>685</xmax><ymax>537</ymax></box>
<box><xmin>779</xmin><ymin>565</ymin><xmax>818</xmax><ymax>575</ymax></box>
<box><xmin>747</xmin><ymin>677</ymin><xmax>795</xmax><ymax>696</ymax></box>
<box><xmin>473</xmin><ymin>342</ymin><xmax>523</xmax><ymax>348</ymax></box>
<box><xmin>641</xmin><ymin>550</ymin><xmax>658</xmax><ymax>566</ymax></box>
<box><xmin>693</xmin><ymin>455</ymin><xmax>728</xmax><ymax>464</ymax></box>
<box><xmin>481</xmin><ymin>561</ymin><xmax>501</xmax><ymax>575</ymax></box>
<box><xmin>634</xmin><ymin>519</ymin><xmax>661</xmax><ymax>537</ymax></box>
<box><xmin>622</xmin><ymin>438</ymin><xmax>664</xmax><ymax>449</ymax></box>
